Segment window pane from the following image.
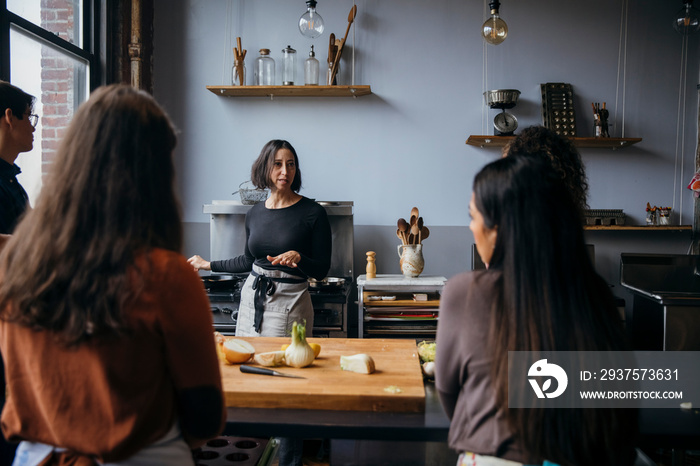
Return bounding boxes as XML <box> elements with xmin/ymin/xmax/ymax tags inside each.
<box><xmin>8</xmin><ymin>0</ymin><xmax>83</xmax><ymax>47</ymax></box>
<box><xmin>10</xmin><ymin>25</ymin><xmax>88</xmax><ymax>205</ymax></box>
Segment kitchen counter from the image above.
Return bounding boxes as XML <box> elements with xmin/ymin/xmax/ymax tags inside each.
<box><xmin>223</xmin><ymin>377</ymin><xmax>700</xmax><ymax>459</ymax></box>
<box><xmin>223</xmin><ymin>380</ymin><xmax>448</xmax><ymax>441</ymax></box>
<box><xmin>620</xmin><ymin>253</ymin><xmax>700</xmax><ymax>350</ymax></box>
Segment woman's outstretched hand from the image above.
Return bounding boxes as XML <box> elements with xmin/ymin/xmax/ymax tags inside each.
<box><xmin>267</xmin><ymin>251</ymin><xmax>300</xmax><ymax>268</ymax></box>
<box><xmin>187</xmin><ymin>255</ymin><xmax>211</xmax><ymax>272</ymax></box>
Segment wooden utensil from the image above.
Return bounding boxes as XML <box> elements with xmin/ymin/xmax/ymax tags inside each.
<box><xmin>330</xmin><ymin>5</ymin><xmax>357</xmax><ymax>85</ymax></box>
<box><xmin>396</xmin><ymin>228</ymin><xmax>405</xmax><ymax>245</ymax></box>
<box><xmin>410</xmin><ymin>224</ymin><xmax>420</xmax><ymax>245</ymax></box>
<box><xmin>328</xmin><ymin>33</ymin><xmax>335</xmax><ymax>65</ymax></box>
<box><xmin>410</xmin><ymin>207</ymin><xmax>419</xmax><ymax>221</ymax></box>
<box><xmin>397</xmin><ymin>218</ymin><xmax>409</xmax><ymax>244</ymax></box>
<box><xmin>234</xmin><ymin>37</ymin><xmax>246</xmax><ymax>85</ymax></box>
<box><xmin>421</xmin><ymin>226</ymin><xmax>430</xmax><ymax>241</ymax></box>
<box><xmin>417</xmin><ymin>217</ymin><xmax>424</xmax><ymax>243</ymax></box>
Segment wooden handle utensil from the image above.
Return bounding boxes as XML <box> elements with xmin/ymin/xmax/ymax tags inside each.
<box><xmin>330</xmin><ymin>5</ymin><xmax>357</xmax><ymax>85</ymax></box>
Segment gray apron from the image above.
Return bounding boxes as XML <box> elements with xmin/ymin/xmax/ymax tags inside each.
<box><xmin>235</xmin><ymin>264</ymin><xmax>313</xmax><ymax>337</ymax></box>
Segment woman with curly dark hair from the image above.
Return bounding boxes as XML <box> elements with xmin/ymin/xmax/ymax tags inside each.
<box><xmin>503</xmin><ymin>125</ymin><xmax>589</xmax><ymax>213</ymax></box>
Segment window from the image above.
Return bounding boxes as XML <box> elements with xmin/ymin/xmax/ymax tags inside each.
<box><xmin>1</xmin><ymin>0</ymin><xmax>101</xmax><ymax>204</ymax></box>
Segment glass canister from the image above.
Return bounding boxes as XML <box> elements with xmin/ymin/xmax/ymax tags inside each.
<box><xmin>304</xmin><ymin>45</ymin><xmax>319</xmax><ymax>85</ymax></box>
<box><xmin>282</xmin><ymin>45</ymin><xmax>297</xmax><ymax>85</ymax></box>
<box><xmin>254</xmin><ymin>49</ymin><xmax>275</xmax><ymax>86</ymax></box>
<box><xmin>231</xmin><ymin>59</ymin><xmax>245</xmax><ymax>86</ymax></box>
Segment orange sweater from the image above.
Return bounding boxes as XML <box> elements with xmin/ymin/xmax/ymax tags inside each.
<box><xmin>0</xmin><ymin>249</ymin><xmax>225</xmax><ymax>462</ymax></box>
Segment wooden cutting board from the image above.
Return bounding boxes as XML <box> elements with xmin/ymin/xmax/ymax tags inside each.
<box><xmin>220</xmin><ymin>337</ymin><xmax>425</xmax><ymax>413</ymax></box>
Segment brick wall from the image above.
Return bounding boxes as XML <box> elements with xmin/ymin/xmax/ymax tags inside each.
<box><xmin>40</xmin><ymin>0</ymin><xmax>76</xmax><ymax>180</ymax></box>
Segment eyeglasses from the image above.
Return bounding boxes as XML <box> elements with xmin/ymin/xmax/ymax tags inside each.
<box><xmin>27</xmin><ymin>114</ymin><xmax>39</xmax><ymax>128</ymax></box>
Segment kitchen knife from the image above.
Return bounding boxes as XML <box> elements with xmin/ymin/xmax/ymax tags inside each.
<box><xmin>240</xmin><ymin>365</ymin><xmax>306</xmax><ymax>379</ymax></box>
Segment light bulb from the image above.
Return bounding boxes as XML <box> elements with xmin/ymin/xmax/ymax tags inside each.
<box><xmin>482</xmin><ymin>0</ymin><xmax>508</xmax><ymax>45</ymax></box>
<box><xmin>673</xmin><ymin>1</ymin><xmax>700</xmax><ymax>35</ymax></box>
<box><xmin>299</xmin><ymin>0</ymin><xmax>325</xmax><ymax>39</ymax></box>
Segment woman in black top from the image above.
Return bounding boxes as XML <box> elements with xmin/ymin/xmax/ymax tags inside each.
<box><xmin>188</xmin><ymin>139</ymin><xmax>331</xmax><ymax>337</ymax></box>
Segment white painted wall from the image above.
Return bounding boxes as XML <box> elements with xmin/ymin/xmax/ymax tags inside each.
<box><xmin>152</xmin><ymin>0</ymin><xmax>699</xmax><ymax>289</ymax></box>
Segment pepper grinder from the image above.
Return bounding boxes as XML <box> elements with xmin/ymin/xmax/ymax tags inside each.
<box><xmin>365</xmin><ymin>251</ymin><xmax>376</xmax><ymax>279</ymax></box>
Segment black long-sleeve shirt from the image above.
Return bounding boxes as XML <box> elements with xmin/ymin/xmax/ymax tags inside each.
<box><xmin>0</xmin><ymin>159</ymin><xmax>29</xmax><ymax>234</ymax></box>
<box><xmin>211</xmin><ymin>196</ymin><xmax>331</xmax><ymax>280</ymax></box>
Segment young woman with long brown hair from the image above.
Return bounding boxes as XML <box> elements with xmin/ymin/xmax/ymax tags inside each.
<box><xmin>436</xmin><ymin>155</ymin><xmax>637</xmax><ymax>466</ymax></box>
<box><xmin>0</xmin><ymin>84</ymin><xmax>225</xmax><ymax>465</ymax></box>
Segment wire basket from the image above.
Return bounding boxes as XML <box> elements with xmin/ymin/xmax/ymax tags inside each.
<box><xmin>233</xmin><ymin>181</ymin><xmax>268</xmax><ymax>205</ymax></box>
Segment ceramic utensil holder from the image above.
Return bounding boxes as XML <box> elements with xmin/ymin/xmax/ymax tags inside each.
<box><xmin>397</xmin><ymin>244</ymin><xmax>424</xmax><ymax>278</ymax></box>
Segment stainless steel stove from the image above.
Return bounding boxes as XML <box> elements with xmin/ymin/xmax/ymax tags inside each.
<box><xmin>204</xmin><ymin>274</ymin><xmax>352</xmax><ymax>337</ymax></box>
<box><xmin>203</xmin><ymin>274</ymin><xmax>247</xmax><ymax>335</ymax></box>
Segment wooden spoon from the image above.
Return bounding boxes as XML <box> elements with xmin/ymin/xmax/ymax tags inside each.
<box><xmin>330</xmin><ymin>5</ymin><xmax>357</xmax><ymax>84</ymax></box>
<box><xmin>328</xmin><ymin>33</ymin><xmax>335</xmax><ymax>65</ymax></box>
<box><xmin>397</xmin><ymin>218</ymin><xmax>409</xmax><ymax>244</ymax></box>
<box><xmin>410</xmin><ymin>224</ymin><xmax>420</xmax><ymax>245</ymax></box>
<box><xmin>411</xmin><ymin>207</ymin><xmax>419</xmax><ymax>220</ymax></box>
<box><xmin>417</xmin><ymin>217</ymin><xmax>424</xmax><ymax>243</ymax></box>
<box><xmin>396</xmin><ymin>228</ymin><xmax>404</xmax><ymax>245</ymax></box>
<box><xmin>421</xmin><ymin>226</ymin><xmax>430</xmax><ymax>241</ymax></box>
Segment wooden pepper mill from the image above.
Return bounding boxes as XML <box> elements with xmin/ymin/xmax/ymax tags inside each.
<box><xmin>365</xmin><ymin>251</ymin><xmax>376</xmax><ymax>279</ymax></box>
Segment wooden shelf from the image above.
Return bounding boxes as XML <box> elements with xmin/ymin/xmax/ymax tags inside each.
<box><xmin>363</xmin><ymin>292</ymin><xmax>440</xmax><ymax>308</ymax></box>
<box><xmin>466</xmin><ymin>135</ymin><xmax>642</xmax><ymax>150</ymax></box>
<box><xmin>206</xmin><ymin>85</ymin><xmax>372</xmax><ymax>98</ymax></box>
<box><xmin>584</xmin><ymin>225</ymin><xmax>692</xmax><ymax>231</ymax></box>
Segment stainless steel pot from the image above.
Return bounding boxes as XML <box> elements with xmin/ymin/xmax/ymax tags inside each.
<box><xmin>308</xmin><ymin>277</ymin><xmax>346</xmax><ymax>290</ymax></box>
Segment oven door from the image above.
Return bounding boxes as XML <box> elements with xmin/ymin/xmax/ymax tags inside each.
<box><xmin>209</xmin><ymin>291</ymin><xmax>239</xmax><ymax>335</ymax></box>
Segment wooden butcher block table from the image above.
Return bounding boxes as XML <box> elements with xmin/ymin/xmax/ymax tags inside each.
<box><xmin>220</xmin><ymin>337</ymin><xmax>425</xmax><ymax>413</ymax></box>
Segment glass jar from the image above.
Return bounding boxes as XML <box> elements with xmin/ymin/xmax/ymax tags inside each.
<box><xmin>254</xmin><ymin>49</ymin><xmax>275</xmax><ymax>86</ymax></box>
<box><xmin>304</xmin><ymin>45</ymin><xmax>319</xmax><ymax>85</ymax></box>
<box><xmin>231</xmin><ymin>60</ymin><xmax>245</xmax><ymax>86</ymax></box>
<box><xmin>282</xmin><ymin>45</ymin><xmax>297</xmax><ymax>85</ymax></box>
<box><xmin>326</xmin><ymin>63</ymin><xmax>340</xmax><ymax>86</ymax></box>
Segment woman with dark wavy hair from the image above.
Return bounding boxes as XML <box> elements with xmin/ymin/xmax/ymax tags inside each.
<box><xmin>0</xmin><ymin>84</ymin><xmax>225</xmax><ymax>465</ymax></box>
<box><xmin>188</xmin><ymin>139</ymin><xmax>331</xmax><ymax>339</ymax></box>
<box><xmin>436</xmin><ymin>155</ymin><xmax>637</xmax><ymax>466</ymax></box>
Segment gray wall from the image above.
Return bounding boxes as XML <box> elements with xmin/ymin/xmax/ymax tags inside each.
<box><xmin>155</xmin><ymin>0</ymin><xmax>698</xmax><ymax>311</ymax></box>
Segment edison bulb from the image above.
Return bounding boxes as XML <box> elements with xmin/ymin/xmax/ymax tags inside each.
<box><xmin>673</xmin><ymin>2</ymin><xmax>700</xmax><ymax>35</ymax></box>
<box><xmin>482</xmin><ymin>15</ymin><xmax>508</xmax><ymax>45</ymax></box>
<box><xmin>299</xmin><ymin>0</ymin><xmax>325</xmax><ymax>39</ymax></box>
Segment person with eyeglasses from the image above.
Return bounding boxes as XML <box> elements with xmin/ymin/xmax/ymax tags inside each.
<box><xmin>0</xmin><ymin>81</ymin><xmax>37</xmax><ymax>236</ymax></box>
<box><xmin>0</xmin><ymin>80</ymin><xmax>36</xmax><ymax>464</ymax></box>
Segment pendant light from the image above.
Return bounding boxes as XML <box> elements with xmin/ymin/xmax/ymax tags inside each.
<box><xmin>672</xmin><ymin>0</ymin><xmax>700</xmax><ymax>35</ymax></box>
<box><xmin>482</xmin><ymin>0</ymin><xmax>508</xmax><ymax>45</ymax></box>
<box><xmin>299</xmin><ymin>0</ymin><xmax>325</xmax><ymax>39</ymax></box>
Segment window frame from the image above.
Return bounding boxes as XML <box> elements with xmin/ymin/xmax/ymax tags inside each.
<box><xmin>0</xmin><ymin>0</ymin><xmax>103</xmax><ymax>90</ymax></box>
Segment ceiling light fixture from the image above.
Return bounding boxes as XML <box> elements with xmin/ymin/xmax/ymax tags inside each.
<box><xmin>299</xmin><ymin>0</ymin><xmax>325</xmax><ymax>39</ymax></box>
<box><xmin>673</xmin><ymin>0</ymin><xmax>700</xmax><ymax>35</ymax></box>
<box><xmin>482</xmin><ymin>0</ymin><xmax>508</xmax><ymax>45</ymax></box>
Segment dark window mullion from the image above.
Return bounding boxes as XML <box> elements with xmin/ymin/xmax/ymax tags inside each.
<box><xmin>7</xmin><ymin>10</ymin><xmax>91</xmax><ymax>62</ymax></box>
<box><xmin>0</xmin><ymin>1</ymin><xmax>10</xmax><ymax>81</ymax></box>
<box><xmin>87</xmin><ymin>0</ymin><xmax>102</xmax><ymax>89</ymax></box>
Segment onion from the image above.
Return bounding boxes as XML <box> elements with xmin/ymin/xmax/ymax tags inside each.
<box><xmin>223</xmin><ymin>338</ymin><xmax>255</xmax><ymax>364</ymax></box>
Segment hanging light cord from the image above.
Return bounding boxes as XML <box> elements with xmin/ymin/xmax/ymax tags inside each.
<box><xmin>222</xmin><ymin>0</ymin><xmax>233</xmax><ymax>85</ymax></box>
<box><xmin>352</xmin><ymin>0</ymin><xmax>356</xmax><ymax>86</ymax></box>
<box><xmin>614</xmin><ymin>0</ymin><xmax>628</xmax><ymax>139</ymax></box>
<box><xmin>673</xmin><ymin>33</ymin><xmax>690</xmax><ymax>225</ymax></box>
<box><xmin>481</xmin><ymin>0</ymin><xmax>489</xmax><ymax>135</ymax></box>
